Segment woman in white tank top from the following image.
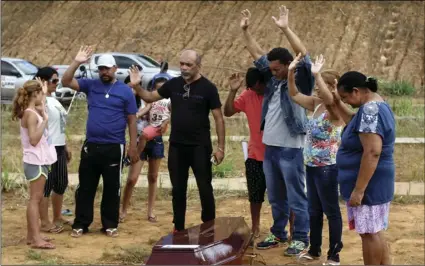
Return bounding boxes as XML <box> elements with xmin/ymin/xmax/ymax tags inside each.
<box><xmin>35</xmin><ymin>67</ymin><xmax>72</xmax><ymax>236</ymax></box>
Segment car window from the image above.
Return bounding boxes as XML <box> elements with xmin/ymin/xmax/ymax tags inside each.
<box><xmin>13</xmin><ymin>60</ymin><xmax>38</xmax><ymax>75</ymax></box>
<box><xmin>94</xmin><ymin>55</ymin><xmax>100</xmax><ymax>64</ymax></box>
<box><xmin>1</xmin><ymin>61</ymin><xmax>19</xmax><ymax>76</ymax></box>
<box><xmin>137</xmin><ymin>54</ymin><xmax>160</xmax><ymax>68</ymax></box>
<box><xmin>113</xmin><ymin>56</ymin><xmax>138</xmax><ymax>69</ymax></box>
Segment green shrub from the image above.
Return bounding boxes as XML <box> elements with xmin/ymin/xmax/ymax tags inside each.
<box><xmin>379</xmin><ymin>79</ymin><xmax>416</xmax><ymax>96</ymax></box>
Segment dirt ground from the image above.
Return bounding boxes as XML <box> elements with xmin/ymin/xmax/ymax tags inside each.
<box><xmin>1</xmin><ymin>188</ymin><xmax>424</xmax><ymax>265</ymax></box>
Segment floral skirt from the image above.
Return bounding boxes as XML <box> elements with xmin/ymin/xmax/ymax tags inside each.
<box><xmin>346</xmin><ymin>202</ymin><xmax>390</xmax><ymax>234</ymax></box>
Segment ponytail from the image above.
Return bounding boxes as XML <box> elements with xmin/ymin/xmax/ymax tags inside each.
<box><xmin>365</xmin><ymin>77</ymin><xmax>378</xmax><ymax>92</ymax></box>
<box><xmin>11</xmin><ymin>87</ymin><xmax>29</xmax><ymax>120</ymax></box>
<box><xmin>11</xmin><ymin>80</ymin><xmax>42</xmax><ymax>121</ymax></box>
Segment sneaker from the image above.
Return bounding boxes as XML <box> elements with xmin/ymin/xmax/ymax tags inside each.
<box><xmin>323</xmin><ymin>254</ymin><xmax>340</xmax><ymax>265</ymax></box>
<box><xmin>256</xmin><ymin>233</ymin><xmax>286</xmax><ymax>250</ymax></box>
<box><xmin>323</xmin><ymin>259</ymin><xmax>340</xmax><ymax>265</ymax></box>
<box><xmin>297</xmin><ymin>250</ymin><xmax>320</xmax><ymax>263</ymax></box>
<box><xmin>284</xmin><ymin>240</ymin><xmax>306</xmax><ymax>256</ymax></box>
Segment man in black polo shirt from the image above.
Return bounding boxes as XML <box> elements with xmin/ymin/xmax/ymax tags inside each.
<box><xmin>134</xmin><ymin>49</ymin><xmax>226</xmax><ymax>232</ymax></box>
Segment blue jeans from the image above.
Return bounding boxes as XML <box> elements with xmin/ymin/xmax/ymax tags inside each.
<box><xmin>263</xmin><ymin>145</ymin><xmax>309</xmax><ymax>245</ymax></box>
<box><xmin>306</xmin><ymin>165</ymin><xmax>343</xmax><ymax>258</ymax></box>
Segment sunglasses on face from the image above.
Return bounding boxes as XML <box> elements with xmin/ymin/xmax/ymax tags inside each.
<box><xmin>183</xmin><ymin>84</ymin><xmax>190</xmax><ymax>100</ymax></box>
<box><xmin>49</xmin><ymin>78</ymin><xmax>59</xmax><ymax>84</ymax></box>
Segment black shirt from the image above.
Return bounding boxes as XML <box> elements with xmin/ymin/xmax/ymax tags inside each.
<box><xmin>157</xmin><ymin>76</ymin><xmax>222</xmax><ymax>146</ymax></box>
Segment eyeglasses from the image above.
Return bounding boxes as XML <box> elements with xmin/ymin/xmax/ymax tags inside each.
<box><xmin>49</xmin><ymin>79</ymin><xmax>59</xmax><ymax>84</ymax></box>
<box><xmin>183</xmin><ymin>84</ymin><xmax>190</xmax><ymax>100</ymax></box>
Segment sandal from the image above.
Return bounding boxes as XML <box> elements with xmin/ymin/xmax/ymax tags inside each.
<box><xmin>147</xmin><ymin>215</ymin><xmax>157</xmax><ymax>223</ymax></box>
<box><xmin>31</xmin><ymin>242</ymin><xmax>55</xmax><ymax>249</ymax></box>
<box><xmin>105</xmin><ymin>228</ymin><xmax>119</xmax><ymax>237</ymax></box>
<box><xmin>70</xmin><ymin>228</ymin><xmax>84</xmax><ymax>238</ymax></box>
<box><xmin>55</xmin><ymin>219</ymin><xmax>71</xmax><ymax>226</ymax></box>
<box><xmin>41</xmin><ymin>224</ymin><xmax>64</xmax><ymax>234</ymax></box>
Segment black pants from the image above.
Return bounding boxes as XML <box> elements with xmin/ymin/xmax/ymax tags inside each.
<box><xmin>72</xmin><ymin>141</ymin><xmax>124</xmax><ymax>232</ymax></box>
<box><xmin>168</xmin><ymin>142</ymin><xmax>215</xmax><ymax>231</ymax></box>
<box><xmin>306</xmin><ymin>165</ymin><xmax>343</xmax><ymax>260</ymax></box>
<box><xmin>44</xmin><ymin>145</ymin><xmax>68</xmax><ymax>197</ymax></box>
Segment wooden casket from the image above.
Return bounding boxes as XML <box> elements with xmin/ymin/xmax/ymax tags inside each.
<box><xmin>145</xmin><ymin>217</ymin><xmax>253</xmax><ymax>265</ymax></box>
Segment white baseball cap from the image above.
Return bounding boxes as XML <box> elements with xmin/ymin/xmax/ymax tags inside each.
<box><xmin>97</xmin><ymin>54</ymin><xmax>116</xmax><ymax>68</ymax></box>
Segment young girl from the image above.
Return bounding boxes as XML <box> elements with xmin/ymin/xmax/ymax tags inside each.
<box><xmin>288</xmin><ymin>54</ymin><xmax>344</xmax><ymax>265</ymax></box>
<box><xmin>120</xmin><ymin>75</ymin><xmax>169</xmax><ymax>223</ymax></box>
<box><xmin>136</xmin><ymin>77</ymin><xmax>171</xmax><ymax>155</ymax></box>
<box><xmin>12</xmin><ymin>79</ymin><xmax>57</xmax><ymax>249</ymax></box>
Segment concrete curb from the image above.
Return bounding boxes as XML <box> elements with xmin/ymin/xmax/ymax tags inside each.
<box><xmin>5</xmin><ymin>172</ymin><xmax>424</xmax><ymax>196</ymax></box>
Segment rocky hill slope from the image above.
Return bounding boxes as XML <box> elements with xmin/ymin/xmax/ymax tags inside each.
<box><xmin>2</xmin><ymin>1</ymin><xmax>424</xmax><ymax>89</ymax></box>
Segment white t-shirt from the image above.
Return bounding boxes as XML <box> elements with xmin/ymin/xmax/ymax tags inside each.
<box><xmin>149</xmin><ymin>99</ymin><xmax>171</xmax><ymax>127</ymax></box>
<box><xmin>46</xmin><ymin>97</ymin><xmax>67</xmax><ymax>146</ymax></box>
<box><xmin>137</xmin><ymin>100</ymin><xmax>149</xmax><ymax>134</ymax></box>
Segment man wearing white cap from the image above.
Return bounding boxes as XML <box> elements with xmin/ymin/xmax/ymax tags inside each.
<box><xmin>61</xmin><ymin>46</ymin><xmax>139</xmax><ymax>238</ymax></box>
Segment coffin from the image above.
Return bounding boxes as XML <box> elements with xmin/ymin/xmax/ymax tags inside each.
<box><xmin>145</xmin><ymin>217</ymin><xmax>253</xmax><ymax>265</ymax></box>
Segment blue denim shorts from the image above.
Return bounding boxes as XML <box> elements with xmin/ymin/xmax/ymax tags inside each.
<box><xmin>140</xmin><ymin>135</ymin><xmax>165</xmax><ymax>161</ymax></box>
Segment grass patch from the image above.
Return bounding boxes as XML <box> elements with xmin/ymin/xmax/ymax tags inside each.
<box><xmin>100</xmin><ymin>246</ymin><xmax>151</xmax><ymax>265</ymax></box>
<box><xmin>25</xmin><ymin>250</ymin><xmax>64</xmax><ymax>265</ymax></box>
<box><xmin>379</xmin><ymin>79</ymin><xmax>416</xmax><ymax>96</ymax></box>
<box><xmin>392</xmin><ymin>195</ymin><xmax>425</xmax><ymax>205</ymax></box>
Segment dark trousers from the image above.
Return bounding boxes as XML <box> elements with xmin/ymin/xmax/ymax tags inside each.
<box><xmin>306</xmin><ymin>165</ymin><xmax>343</xmax><ymax>259</ymax></box>
<box><xmin>168</xmin><ymin>142</ymin><xmax>215</xmax><ymax>231</ymax></box>
<box><xmin>72</xmin><ymin>141</ymin><xmax>124</xmax><ymax>232</ymax></box>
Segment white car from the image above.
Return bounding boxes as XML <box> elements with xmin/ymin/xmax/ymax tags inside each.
<box><xmin>1</xmin><ymin>57</ymin><xmax>39</xmax><ymax>101</ymax></box>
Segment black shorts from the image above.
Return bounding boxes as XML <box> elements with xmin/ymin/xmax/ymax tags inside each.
<box><xmin>44</xmin><ymin>145</ymin><xmax>68</xmax><ymax>197</ymax></box>
<box><xmin>245</xmin><ymin>158</ymin><xmax>266</xmax><ymax>204</ymax></box>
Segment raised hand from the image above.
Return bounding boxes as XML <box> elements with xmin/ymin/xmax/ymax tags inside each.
<box><xmin>332</xmin><ymin>81</ymin><xmax>341</xmax><ymax>104</ymax></box>
<box><xmin>240</xmin><ymin>9</ymin><xmax>251</xmax><ymax>30</ymax></box>
<box><xmin>74</xmin><ymin>46</ymin><xmax>93</xmax><ymax>64</ymax></box>
<box><xmin>288</xmin><ymin>53</ymin><xmax>303</xmax><ymax>71</ymax></box>
<box><xmin>35</xmin><ymin>77</ymin><xmax>48</xmax><ymax>95</ymax></box>
<box><xmin>311</xmin><ymin>54</ymin><xmax>325</xmax><ymax>75</ymax></box>
<box><xmin>272</xmin><ymin>6</ymin><xmax>289</xmax><ymax>29</ymax></box>
<box><xmin>228</xmin><ymin>73</ymin><xmax>244</xmax><ymax>91</ymax></box>
<box><xmin>128</xmin><ymin>65</ymin><xmax>142</xmax><ymax>87</ymax></box>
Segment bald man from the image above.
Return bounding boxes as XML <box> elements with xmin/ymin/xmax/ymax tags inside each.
<box><xmin>133</xmin><ymin>50</ymin><xmax>226</xmax><ymax>232</ymax></box>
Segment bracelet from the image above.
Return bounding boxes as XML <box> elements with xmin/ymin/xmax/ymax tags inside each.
<box><xmin>217</xmin><ymin>147</ymin><xmax>225</xmax><ymax>153</ymax></box>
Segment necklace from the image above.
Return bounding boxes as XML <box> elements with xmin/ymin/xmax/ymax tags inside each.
<box><xmin>105</xmin><ymin>81</ymin><xmax>116</xmax><ymax>99</ymax></box>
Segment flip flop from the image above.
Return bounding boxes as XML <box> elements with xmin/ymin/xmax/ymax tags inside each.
<box><xmin>147</xmin><ymin>215</ymin><xmax>157</xmax><ymax>223</ymax></box>
<box><xmin>70</xmin><ymin>228</ymin><xmax>84</xmax><ymax>238</ymax></box>
<box><xmin>61</xmin><ymin>209</ymin><xmax>73</xmax><ymax>216</ymax></box>
<box><xmin>56</xmin><ymin>219</ymin><xmax>71</xmax><ymax>226</ymax></box>
<box><xmin>41</xmin><ymin>224</ymin><xmax>64</xmax><ymax>234</ymax></box>
<box><xmin>31</xmin><ymin>242</ymin><xmax>55</xmax><ymax>249</ymax></box>
<box><xmin>105</xmin><ymin>228</ymin><xmax>119</xmax><ymax>238</ymax></box>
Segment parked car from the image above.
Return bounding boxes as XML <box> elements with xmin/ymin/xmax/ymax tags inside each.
<box><xmin>53</xmin><ymin>82</ymin><xmax>76</xmax><ymax>105</ymax></box>
<box><xmin>1</xmin><ymin>57</ymin><xmax>39</xmax><ymax>101</ymax></box>
<box><xmin>79</xmin><ymin>52</ymin><xmax>180</xmax><ymax>88</ymax></box>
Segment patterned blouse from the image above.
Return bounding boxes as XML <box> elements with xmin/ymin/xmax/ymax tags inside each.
<box><xmin>304</xmin><ymin>104</ymin><xmax>342</xmax><ymax>167</ymax></box>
